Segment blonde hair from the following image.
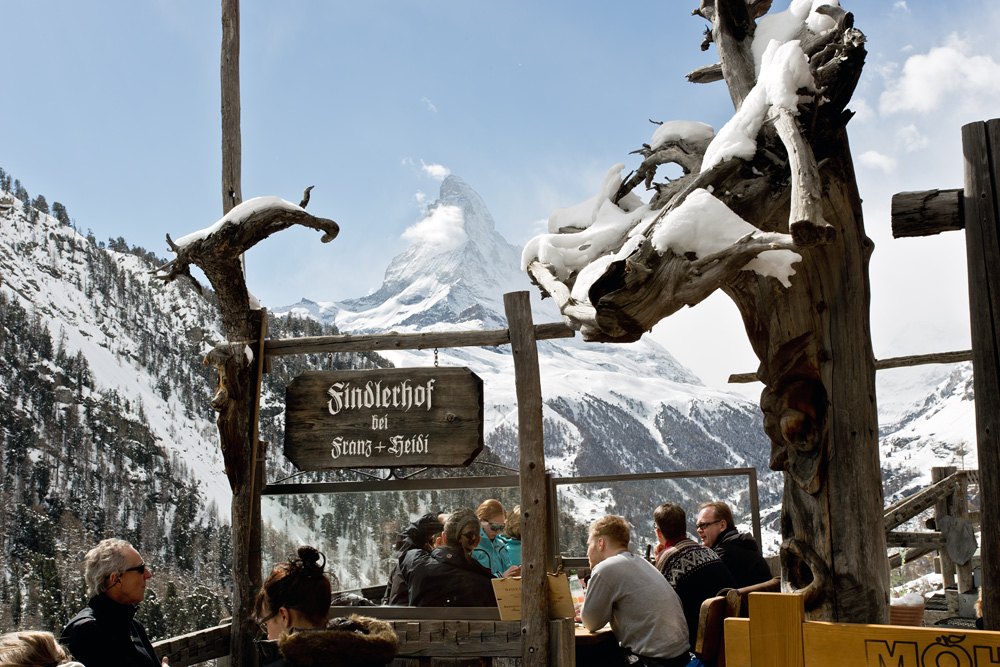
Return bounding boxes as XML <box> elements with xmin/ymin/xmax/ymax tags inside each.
<box><xmin>476</xmin><ymin>499</ymin><xmax>505</xmax><ymax>521</ymax></box>
<box><xmin>505</xmin><ymin>506</ymin><xmax>522</xmax><ymax>539</ymax></box>
<box><xmin>0</xmin><ymin>631</ymin><xmax>73</xmax><ymax>666</ymax></box>
<box><xmin>589</xmin><ymin>515</ymin><xmax>630</xmax><ymax>549</ymax></box>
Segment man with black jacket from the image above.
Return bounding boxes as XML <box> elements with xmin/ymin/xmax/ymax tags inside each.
<box><xmin>61</xmin><ymin>538</ymin><xmax>165</xmax><ymax>667</ymax></box>
<box><xmin>696</xmin><ymin>501</ymin><xmax>773</xmax><ymax>588</ymax></box>
<box><xmin>401</xmin><ymin>508</ymin><xmax>497</xmax><ymax>607</ymax></box>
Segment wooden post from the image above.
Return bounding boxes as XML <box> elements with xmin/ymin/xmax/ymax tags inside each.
<box><xmin>932</xmin><ymin>466</ymin><xmax>957</xmax><ymax>591</ymax></box>
<box><xmin>503</xmin><ymin>291</ymin><xmax>549</xmax><ymax>667</ymax></box>
<box><xmin>747</xmin><ymin>593</ymin><xmax>805</xmax><ymax>667</ymax></box>
<box><xmin>221</xmin><ymin>0</ymin><xmax>242</xmax><ymax>215</ymax></box>
<box><xmin>962</xmin><ymin>118</ymin><xmax>1000</xmax><ymax>631</ymax></box>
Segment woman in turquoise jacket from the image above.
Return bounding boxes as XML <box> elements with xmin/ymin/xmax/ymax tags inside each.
<box><xmin>471</xmin><ymin>499</ymin><xmax>519</xmax><ymax>578</ymax></box>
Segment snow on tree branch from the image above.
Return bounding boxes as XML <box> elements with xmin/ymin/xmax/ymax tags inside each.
<box><xmin>522</xmin><ymin>0</ymin><xmax>864</xmax><ymax>342</ymax></box>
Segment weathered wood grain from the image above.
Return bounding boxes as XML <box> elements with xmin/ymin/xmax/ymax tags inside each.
<box><xmin>263</xmin><ymin>322</ymin><xmax>575</xmax><ymax>357</ymax></box>
<box><xmin>284</xmin><ymin>367</ymin><xmax>483</xmax><ymax>469</ymax></box>
<box><xmin>962</xmin><ymin>118</ymin><xmax>1000</xmax><ymax>630</ymax></box>
<box><xmin>891</xmin><ymin>188</ymin><xmax>963</xmax><ymax>237</ymax></box>
<box><xmin>504</xmin><ymin>291</ymin><xmax>549</xmax><ymax>667</ymax></box>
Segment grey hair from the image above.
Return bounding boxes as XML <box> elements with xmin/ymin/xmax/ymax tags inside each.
<box><xmin>83</xmin><ymin>538</ymin><xmax>132</xmax><ymax>597</ymax></box>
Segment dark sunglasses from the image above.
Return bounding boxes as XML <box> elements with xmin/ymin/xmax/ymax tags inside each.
<box><xmin>696</xmin><ymin>520</ymin><xmax>721</xmax><ymax>531</ymax></box>
<box><xmin>485</xmin><ymin>521</ymin><xmax>505</xmax><ymax>532</ymax></box>
<box><xmin>123</xmin><ymin>562</ymin><xmax>147</xmax><ymax>575</ymax></box>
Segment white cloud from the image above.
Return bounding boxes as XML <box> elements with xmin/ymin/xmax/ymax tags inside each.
<box><xmin>892</xmin><ymin>1</ymin><xmax>909</xmax><ymax>13</ymax></box>
<box><xmin>401</xmin><ymin>204</ymin><xmax>467</xmax><ymax>252</ymax></box>
<box><xmin>896</xmin><ymin>124</ymin><xmax>928</xmax><ymax>152</ymax></box>
<box><xmin>420</xmin><ymin>96</ymin><xmax>438</xmax><ymax>113</ymax></box>
<box><xmin>414</xmin><ymin>191</ymin><xmax>427</xmax><ymax>205</ymax></box>
<box><xmin>849</xmin><ymin>97</ymin><xmax>875</xmax><ymax>123</ymax></box>
<box><xmin>858</xmin><ymin>150</ymin><xmax>897</xmax><ymax>173</ymax></box>
<box><xmin>879</xmin><ymin>34</ymin><xmax>1000</xmax><ymax>115</ymax></box>
<box><xmin>420</xmin><ymin>160</ymin><xmax>451</xmax><ymax>180</ymax></box>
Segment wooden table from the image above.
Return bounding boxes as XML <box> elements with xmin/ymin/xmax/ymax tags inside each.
<box><xmin>574</xmin><ymin>623</ymin><xmax>622</xmax><ymax>666</ymax></box>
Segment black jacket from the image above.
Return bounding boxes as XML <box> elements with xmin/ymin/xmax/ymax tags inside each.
<box><xmin>257</xmin><ymin>615</ymin><xmax>399</xmax><ymax>667</ymax></box>
<box><xmin>61</xmin><ymin>594</ymin><xmax>159</xmax><ymax>667</ymax></box>
<box><xmin>712</xmin><ymin>527</ymin><xmax>773</xmax><ymax>588</ymax></box>
<box><xmin>401</xmin><ymin>546</ymin><xmax>496</xmax><ymax>607</ymax></box>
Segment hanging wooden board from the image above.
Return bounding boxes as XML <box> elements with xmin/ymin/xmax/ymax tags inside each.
<box><xmin>284</xmin><ymin>367</ymin><xmax>484</xmax><ymax>469</ymax></box>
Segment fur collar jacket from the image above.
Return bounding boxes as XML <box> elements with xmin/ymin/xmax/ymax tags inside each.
<box><xmin>259</xmin><ymin>615</ymin><xmax>399</xmax><ymax>667</ymax></box>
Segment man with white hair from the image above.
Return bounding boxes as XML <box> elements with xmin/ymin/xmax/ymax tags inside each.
<box><xmin>61</xmin><ymin>538</ymin><xmax>166</xmax><ymax>666</ymax></box>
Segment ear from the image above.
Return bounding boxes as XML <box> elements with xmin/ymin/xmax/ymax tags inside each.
<box><xmin>279</xmin><ymin>607</ymin><xmax>291</xmax><ymax>627</ymax></box>
<box><xmin>440</xmin><ymin>533</ymin><xmax>448</xmax><ymax>546</ymax></box>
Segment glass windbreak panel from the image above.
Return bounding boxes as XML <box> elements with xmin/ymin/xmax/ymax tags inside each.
<box><xmin>554</xmin><ymin>473</ymin><xmax>758</xmax><ymax>560</ymax></box>
<box><xmin>261</xmin><ymin>485</ymin><xmax>519</xmax><ymax>597</ymax></box>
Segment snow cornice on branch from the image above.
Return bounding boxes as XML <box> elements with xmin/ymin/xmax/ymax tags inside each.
<box><xmin>150</xmin><ymin>191</ymin><xmax>338</xmax><ymax>333</ymax></box>
<box><xmin>522</xmin><ymin>0</ymin><xmax>865</xmax><ymax>343</ymax></box>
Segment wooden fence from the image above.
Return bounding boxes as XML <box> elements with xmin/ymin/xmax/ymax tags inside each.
<box><xmin>153</xmin><ymin>615</ymin><xmax>576</xmax><ymax>667</ymax></box>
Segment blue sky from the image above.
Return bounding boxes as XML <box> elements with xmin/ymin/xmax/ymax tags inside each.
<box><xmin>4</xmin><ymin>1</ymin><xmax>1000</xmax><ymax>389</ymax></box>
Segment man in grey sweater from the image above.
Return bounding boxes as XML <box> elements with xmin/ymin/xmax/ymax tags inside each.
<box><xmin>580</xmin><ymin>515</ymin><xmax>690</xmax><ymax>667</ymax></box>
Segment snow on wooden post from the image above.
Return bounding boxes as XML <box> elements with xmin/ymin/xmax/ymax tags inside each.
<box><xmin>503</xmin><ymin>291</ymin><xmax>549</xmax><ymax>667</ymax></box>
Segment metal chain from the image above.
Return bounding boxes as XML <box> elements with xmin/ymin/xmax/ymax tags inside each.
<box><xmin>434</xmin><ymin>348</ymin><xmax>439</xmax><ymax>367</ymax></box>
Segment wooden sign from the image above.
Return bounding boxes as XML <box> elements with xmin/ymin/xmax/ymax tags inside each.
<box><xmin>284</xmin><ymin>367</ymin><xmax>484</xmax><ymax>469</ymax></box>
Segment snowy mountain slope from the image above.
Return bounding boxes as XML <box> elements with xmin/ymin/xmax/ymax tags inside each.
<box><xmin>0</xmin><ymin>196</ymin><xmax>233</xmax><ymax>510</ymax></box>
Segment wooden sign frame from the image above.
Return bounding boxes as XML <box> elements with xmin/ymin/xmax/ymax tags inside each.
<box><xmin>284</xmin><ymin>366</ymin><xmax>484</xmax><ymax>469</ymax></box>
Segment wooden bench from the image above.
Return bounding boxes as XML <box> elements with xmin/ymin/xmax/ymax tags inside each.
<box><xmin>694</xmin><ymin>577</ymin><xmax>781</xmax><ymax>666</ymax></box>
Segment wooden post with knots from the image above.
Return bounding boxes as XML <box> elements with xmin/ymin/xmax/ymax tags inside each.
<box><xmin>890</xmin><ymin>117</ymin><xmax>1000</xmax><ymax>630</ymax></box>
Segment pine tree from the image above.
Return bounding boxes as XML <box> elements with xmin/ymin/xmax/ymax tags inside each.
<box><xmin>51</xmin><ymin>201</ymin><xmax>70</xmax><ymax>225</ymax></box>
<box><xmin>32</xmin><ymin>194</ymin><xmax>49</xmax><ymax>214</ymax></box>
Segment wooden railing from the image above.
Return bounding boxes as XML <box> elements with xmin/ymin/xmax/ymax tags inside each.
<box><xmin>152</xmin><ymin>623</ymin><xmax>230</xmax><ymax>666</ymax></box>
<box><xmin>884</xmin><ymin>466</ymin><xmax>978</xmax><ymax>596</ymax></box>
<box><xmin>725</xmin><ymin>592</ymin><xmax>1000</xmax><ymax>667</ymax></box>
<box><xmin>151</xmin><ymin>613</ymin><xmax>577</xmax><ymax>667</ymax></box>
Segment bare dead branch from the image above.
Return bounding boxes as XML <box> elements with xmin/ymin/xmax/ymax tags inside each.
<box><xmin>687</xmin><ymin>62</ymin><xmax>724</xmax><ymax>84</ymax></box>
<box><xmin>772</xmin><ymin>107</ymin><xmax>836</xmax><ymax>246</ymax></box>
<box><xmin>299</xmin><ymin>185</ymin><xmax>314</xmax><ymax>208</ymax></box>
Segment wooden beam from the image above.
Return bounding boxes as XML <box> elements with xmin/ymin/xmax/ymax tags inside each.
<box><xmin>504</xmin><ymin>291</ymin><xmax>549</xmax><ymax>667</ymax></box>
<box><xmin>962</xmin><ymin>118</ymin><xmax>1000</xmax><ymax>631</ymax></box>
<box><xmin>890</xmin><ymin>188</ymin><xmax>963</xmax><ymax>238</ymax></box>
<box><xmin>261</xmin><ymin>322</ymin><xmax>575</xmax><ymax>358</ymax></box>
<box><xmin>888</xmin><ymin>547</ymin><xmax>933</xmax><ymax>570</ymax></box>
<box><xmin>885</xmin><ymin>531</ymin><xmax>944</xmax><ymax>549</ymax></box>
<box><xmin>220</xmin><ymin>0</ymin><xmax>241</xmax><ymax>215</ymax></box>
<box><xmin>883</xmin><ymin>473</ymin><xmax>958</xmax><ymax>532</ymax></box>
<box><xmin>729</xmin><ymin>349</ymin><xmax>972</xmax><ymax>383</ymax></box>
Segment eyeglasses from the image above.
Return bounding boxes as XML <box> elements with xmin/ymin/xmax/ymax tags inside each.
<box><xmin>484</xmin><ymin>521</ymin><xmax>505</xmax><ymax>532</ymax></box>
<box><xmin>123</xmin><ymin>563</ymin><xmax>147</xmax><ymax>575</ymax></box>
<box><xmin>258</xmin><ymin>609</ymin><xmax>278</xmax><ymax>634</ymax></box>
<box><xmin>696</xmin><ymin>520</ymin><xmax>721</xmax><ymax>531</ymax></box>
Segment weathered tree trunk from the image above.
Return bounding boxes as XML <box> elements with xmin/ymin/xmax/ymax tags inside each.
<box><xmin>724</xmin><ymin>131</ymin><xmax>888</xmax><ymax>622</ymax></box>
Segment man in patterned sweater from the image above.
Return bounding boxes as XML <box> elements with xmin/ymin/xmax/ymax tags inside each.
<box><xmin>653</xmin><ymin>502</ymin><xmax>736</xmax><ymax>652</ymax></box>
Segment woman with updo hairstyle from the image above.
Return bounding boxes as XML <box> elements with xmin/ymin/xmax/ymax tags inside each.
<box><xmin>255</xmin><ymin>546</ymin><xmax>398</xmax><ymax>667</ymax></box>
<box><xmin>0</xmin><ymin>631</ymin><xmax>83</xmax><ymax>667</ymax></box>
